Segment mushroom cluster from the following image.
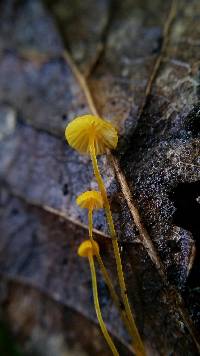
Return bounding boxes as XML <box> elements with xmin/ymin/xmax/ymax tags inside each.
<box><xmin>65</xmin><ymin>115</ymin><xmax>145</xmax><ymax>356</ymax></box>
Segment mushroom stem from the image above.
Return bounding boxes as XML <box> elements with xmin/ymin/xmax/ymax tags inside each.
<box><xmin>88</xmin><ymin>252</ymin><xmax>119</xmax><ymax>356</ymax></box>
<box><xmin>88</xmin><ymin>209</ymin><xmax>134</xmax><ymax>343</ymax></box>
<box><xmin>89</xmin><ymin>143</ymin><xmax>146</xmax><ymax>356</ymax></box>
<box><xmin>88</xmin><ymin>208</ymin><xmax>94</xmax><ymax>240</ymax></box>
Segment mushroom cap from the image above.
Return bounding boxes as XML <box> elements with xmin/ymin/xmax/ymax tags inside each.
<box><xmin>76</xmin><ymin>191</ymin><xmax>103</xmax><ymax>210</ymax></box>
<box><xmin>78</xmin><ymin>240</ymin><xmax>99</xmax><ymax>257</ymax></box>
<box><xmin>65</xmin><ymin>115</ymin><xmax>118</xmax><ymax>155</ymax></box>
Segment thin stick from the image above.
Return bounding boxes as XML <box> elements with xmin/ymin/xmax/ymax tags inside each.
<box><xmin>88</xmin><ymin>253</ymin><xmax>119</xmax><ymax>356</ymax></box>
<box><xmin>89</xmin><ymin>143</ymin><xmax>146</xmax><ymax>356</ymax></box>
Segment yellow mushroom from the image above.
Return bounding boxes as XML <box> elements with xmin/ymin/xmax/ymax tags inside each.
<box><xmin>76</xmin><ymin>191</ymin><xmax>103</xmax><ymax>241</ymax></box>
<box><xmin>78</xmin><ymin>240</ymin><xmax>119</xmax><ymax>356</ymax></box>
<box><xmin>78</xmin><ymin>239</ymin><xmax>100</xmax><ymax>257</ymax></box>
<box><xmin>66</xmin><ymin>115</ymin><xmax>145</xmax><ymax>356</ymax></box>
<box><xmin>76</xmin><ymin>190</ymin><xmax>103</xmax><ymax>210</ymax></box>
<box><xmin>65</xmin><ymin>115</ymin><xmax>118</xmax><ymax>155</ymax></box>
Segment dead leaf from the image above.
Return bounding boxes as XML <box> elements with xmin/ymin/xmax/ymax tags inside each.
<box><xmin>0</xmin><ymin>0</ymin><xmax>200</xmax><ymax>355</ymax></box>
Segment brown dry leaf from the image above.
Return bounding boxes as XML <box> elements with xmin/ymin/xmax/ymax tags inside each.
<box><xmin>0</xmin><ymin>0</ymin><xmax>200</xmax><ymax>355</ymax></box>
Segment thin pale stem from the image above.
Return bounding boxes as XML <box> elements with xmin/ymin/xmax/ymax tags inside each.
<box><xmin>88</xmin><ymin>209</ymin><xmax>133</xmax><ymax>344</ymax></box>
<box><xmin>89</xmin><ymin>143</ymin><xmax>146</xmax><ymax>356</ymax></box>
<box><xmin>88</xmin><ymin>253</ymin><xmax>119</xmax><ymax>356</ymax></box>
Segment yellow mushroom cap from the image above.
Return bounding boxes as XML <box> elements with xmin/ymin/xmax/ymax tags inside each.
<box><xmin>65</xmin><ymin>115</ymin><xmax>118</xmax><ymax>155</ymax></box>
<box><xmin>78</xmin><ymin>240</ymin><xmax>99</xmax><ymax>257</ymax></box>
<box><xmin>76</xmin><ymin>191</ymin><xmax>103</xmax><ymax>210</ymax></box>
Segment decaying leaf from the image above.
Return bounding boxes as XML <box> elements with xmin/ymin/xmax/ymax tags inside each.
<box><xmin>0</xmin><ymin>0</ymin><xmax>200</xmax><ymax>355</ymax></box>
